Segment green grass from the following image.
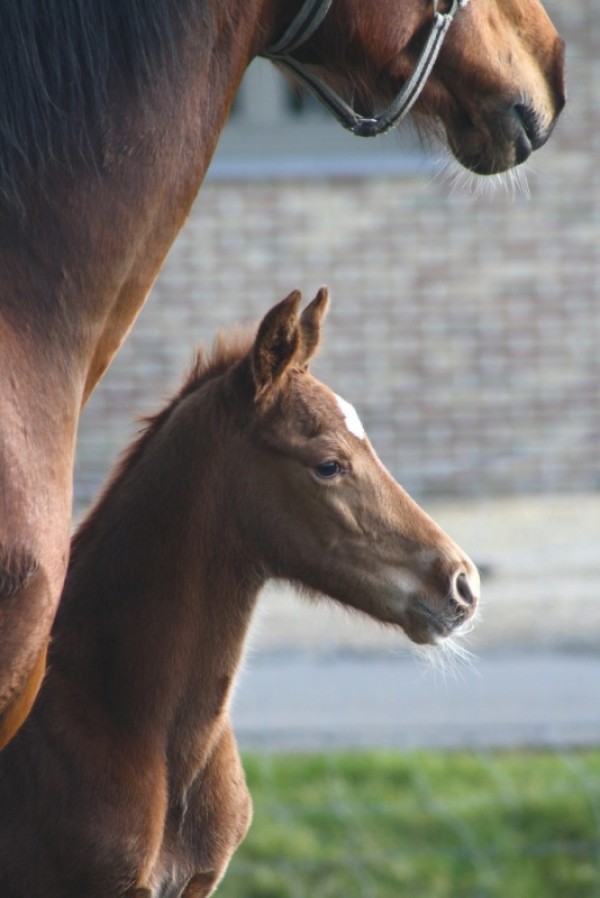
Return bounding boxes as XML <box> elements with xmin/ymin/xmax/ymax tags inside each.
<box><xmin>217</xmin><ymin>750</ymin><xmax>600</xmax><ymax>898</ymax></box>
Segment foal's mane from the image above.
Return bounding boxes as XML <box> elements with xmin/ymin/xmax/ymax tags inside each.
<box><xmin>136</xmin><ymin>327</ymin><xmax>254</xmax><ymax>453</ymax></box>
<box><xmin>0</xmin><ymin>0</ymin><xmax>201</xmax><ymax>209</ymax></box>
<box><xmin>71</xmin><ymin>328</ymin><xmax>254</xmax><ymax>555</ymax></box>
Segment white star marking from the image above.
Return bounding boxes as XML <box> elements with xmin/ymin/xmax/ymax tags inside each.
<box><xmin>334</xmin><ymin>393</ymin><xmax>365</xmax><ymax>440</ymax></box>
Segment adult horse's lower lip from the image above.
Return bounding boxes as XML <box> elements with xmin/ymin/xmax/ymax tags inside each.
<box><xmin>445</xmin><ymin>93</ymin><xmax>555</xmax><ymax>175</ymax></box>
<box><xmin>445</xmin><ymin>101</ymin><xmax>554</xmax><ymax>175</ymax></box>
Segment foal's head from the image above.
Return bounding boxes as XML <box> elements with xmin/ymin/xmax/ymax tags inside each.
<box><xmin>226</xmin><ymin>289</ymin><xmax>479</xmax><ymax>646</ymax></box>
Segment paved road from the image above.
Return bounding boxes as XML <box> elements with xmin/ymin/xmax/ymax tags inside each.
<box><xmin>232</xmin><ymin>650</ymin><xmax>600</xmax><ymax>751</ymax></box>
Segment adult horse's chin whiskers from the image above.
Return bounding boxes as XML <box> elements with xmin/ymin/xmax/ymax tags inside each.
<box><xmin>433</xmin><ymin>152</ymin><xmax>531</xmax><ymax>199</ymax></box>
<box><xmin>502</xmin><ymin>164</ymin><xmax>531</xmax><ymax>200</ymax></box>
<box><xmin>400</xmin><ymin>114</ymin><xmax>527</xmax><ymax>197</ymax></box>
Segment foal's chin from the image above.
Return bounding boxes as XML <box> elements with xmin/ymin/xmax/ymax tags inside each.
<box><xmin>399</xmin><ymin>603</ymin><xmax>476</xmax><ymax>648</ymax></box>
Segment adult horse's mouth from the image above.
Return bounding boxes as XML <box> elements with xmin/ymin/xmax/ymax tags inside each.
<box><xmin>442</xmin><ymin>98</ymin><xmax>560</xmax><ymax>175</ymax></box>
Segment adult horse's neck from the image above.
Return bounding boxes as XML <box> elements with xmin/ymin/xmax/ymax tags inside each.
<box><xmin>53</xmin><ymin>369</ymin><xmax>261</xmax><ymax>779</ymax></box>
<box><xmin>0</xmin><ymin>0</ymin><xmax>281</xmax><ymax>743</ymax></box>
<box><xmin>75</xmin><ymin>0</ymin><xmax>276</xmax><ymax>400</ymax></box>
<box><xmin>1</xmin><ymin>0</ymin><xmax>285</xmax><ymax>401</ymax></box>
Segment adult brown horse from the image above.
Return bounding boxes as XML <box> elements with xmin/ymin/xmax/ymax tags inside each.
<box><xmin>0</xmin><ymin>289</ymin><xmax>479</xmax><ymax>897</ymax></box>
<box><xmin>0</xmin><ymin>0</ymin><xmax>564</xmax><ymax>744</ymax></box>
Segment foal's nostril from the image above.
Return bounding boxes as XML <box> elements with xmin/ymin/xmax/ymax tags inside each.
<box><xmin>454</xmin><ymin>571</ymin><xmax>476</xmax><ymax>608</ymax></box>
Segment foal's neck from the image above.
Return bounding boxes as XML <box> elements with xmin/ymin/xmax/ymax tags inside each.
<box><xmin>55</xmin><ymin>383</ymin><xmax>262</xmax><ymax>765</ymax></box>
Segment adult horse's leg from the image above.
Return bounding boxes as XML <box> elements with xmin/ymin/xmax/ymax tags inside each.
<box><xmin>0</xmin><ymin>171</ymin><xmax>208</xmax><ymax>743</ymax></box>
<box><xmin>0</xmin><ymin>329</ymin><xmax>77</xmax><ymax>747</ymax></box>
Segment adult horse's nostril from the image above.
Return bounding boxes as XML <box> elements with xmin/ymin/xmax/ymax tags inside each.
<box><xmin>454</xmin><ymin>571</ymin><xmax>477</xmax><ymax>609</ymax></box>
<box><xmin>513</xmin><ymin>103</ymin><xmax>535</xmax><ymax>139</ymax></box>
<box><xmin>511</xmin><ymin>103</ymin><xmax>551</xmax><ymax>159</ymax></box>
<box><xmin>510</xmin><ymin>105</ymin><xmax>533</xmax><ymax>164</ymax></box>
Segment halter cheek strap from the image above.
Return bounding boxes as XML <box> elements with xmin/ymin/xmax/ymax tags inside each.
<box><xmin>265</xmin><ymin>0</ymin><xmax>334</xmax><ymax>57</ymax></box>
<box><xmin>263</xmin><ymin>0</ymin><xmax>470</xmax><ymax>137</ymax></box>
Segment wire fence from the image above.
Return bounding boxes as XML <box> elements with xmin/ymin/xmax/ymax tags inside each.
<box><xmin>218</xmin><ymin>748</ymin><xmax>600</xmax><ymax>898</ymax></box>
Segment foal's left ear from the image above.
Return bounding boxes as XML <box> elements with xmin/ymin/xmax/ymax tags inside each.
<box><xmin>298</xmin><ymin>286</ymin><xmax>330</xmax><ymax>366</ymax></box>
<box><xmin>252</xmin><ymin>290</ymin><xmax>302</xmax><ymax>399</ymax></box>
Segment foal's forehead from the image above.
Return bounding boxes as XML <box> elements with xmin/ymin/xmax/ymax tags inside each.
<box><xmin>332</xmin><ymin>393</ymin><xmax>366</xmax><ymax>441</ymax></box>
<box><xmin>260</xmin><ymin>375</ymin><xmax>372</xmax><ymax>464</ymax></box>
<box><xmin>298</xmin><ymin>375</ymin><xmax>366</xmax><ymax>442</ymax></box>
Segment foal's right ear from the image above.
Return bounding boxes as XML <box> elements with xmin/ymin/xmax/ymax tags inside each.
<box><xmin>252</xmin><ymin>291</ymin><xmax>302</xmax><ymax>400</ymax></box>
<box><xmin>298</xmin><ymin>286</ymin><xmax>329</xmax><ymax>366</ymax></box>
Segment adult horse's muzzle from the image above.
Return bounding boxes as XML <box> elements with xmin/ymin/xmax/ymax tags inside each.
<box><xmin>439</xmin><ymin>28</ymin><xmax>566</xmax><ymax>175</ymax></box>
<box><xmin>443</xmin><ymin>89</ymin><xmax>565</xmax><ymax>175</ymax></box>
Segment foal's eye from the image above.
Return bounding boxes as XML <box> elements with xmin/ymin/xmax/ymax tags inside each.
<box><xmin>314</xmin><ymin>461</ymin><xmax>343</xmax><ymax>479</ymax></box>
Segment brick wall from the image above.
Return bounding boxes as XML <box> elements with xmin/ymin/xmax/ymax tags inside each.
<box><xmin>75</xmin><ymin>0</ymin><xmax>599</xmax><ymax>508</ymax></box>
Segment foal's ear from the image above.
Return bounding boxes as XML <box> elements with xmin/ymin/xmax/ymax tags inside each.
<box><xmin>252</xmin><ymin>290</ymin><xmax>302</xmax><ymax>399</ymax></box>
<box><xmin>298</xmin><ymin>286</ymin><xmax>329</xmax><ymax>366</ymax></box>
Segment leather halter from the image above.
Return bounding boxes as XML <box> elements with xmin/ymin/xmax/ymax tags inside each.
<box><xmin>263</xmin><ymin>0</ymin><xmax>470</xmax><ymax>137</ymax></box>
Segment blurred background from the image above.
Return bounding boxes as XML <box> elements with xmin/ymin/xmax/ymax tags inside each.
<box><xmin>74</xmin><ymin>1</ymin><xmax>599</xmax><ymax>895</ymax></box>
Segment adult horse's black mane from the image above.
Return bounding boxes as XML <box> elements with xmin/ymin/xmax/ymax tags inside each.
<box><xmin>0</xmin><ymin>0</ymin><xmax>198</xmax><ymax>208</ymax></box>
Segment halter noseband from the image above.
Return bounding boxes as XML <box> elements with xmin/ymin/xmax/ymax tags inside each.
<box><xmin>262</xmin><ymin>0</ymin><xmax>470</xmax><ymax>137</ymax></box>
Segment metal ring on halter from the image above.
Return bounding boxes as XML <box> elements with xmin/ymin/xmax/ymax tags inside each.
<box><xmin>263</xmin><ymin>0</ymin><xmax>471</xmax><ymax>138</ymax></box>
